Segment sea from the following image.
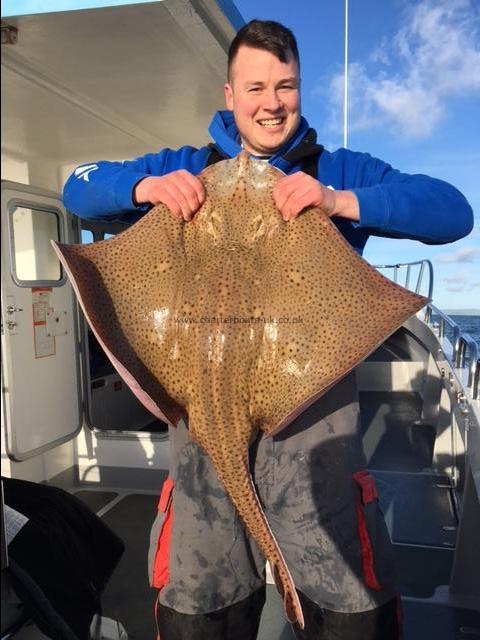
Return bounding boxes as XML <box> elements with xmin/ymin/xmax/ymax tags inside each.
<box><xmin>431</xmin><ymin>311</ymin><xmax>480</xmax><ymax>350</ymax></box>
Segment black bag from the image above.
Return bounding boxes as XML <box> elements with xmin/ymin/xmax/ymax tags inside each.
<box><xmin>3</xmin><ymin>477</ymin><xmax>124</xmax><ymax>640</ymax></box>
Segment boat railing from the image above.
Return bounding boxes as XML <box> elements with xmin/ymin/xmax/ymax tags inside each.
<box><xmin>374</xmin><ymin>260</ymin><xmax>479</xmax><ymax>400</ymax></box>
<box><xmin>374</xmin><ymin>259</ymin><xmax>434</xmax><ymax>300</ymax></box>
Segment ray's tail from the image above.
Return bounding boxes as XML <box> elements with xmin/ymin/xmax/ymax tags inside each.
<box><xmin>211</xmin><ymin>452</ymin><xmax>305</xmax><ymax>630</ymax></box>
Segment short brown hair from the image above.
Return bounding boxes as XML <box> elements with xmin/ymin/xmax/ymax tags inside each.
<box><xmin>228</xmin><ymin>20</ymin><xmax>300</xmax><ymax>80</ymax></box>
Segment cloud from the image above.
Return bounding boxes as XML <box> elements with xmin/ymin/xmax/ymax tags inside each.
<box><xmin>442</xmin><ymin>271</ymin><xmax>468</xmax><ymax>293</ymax></box>
<box><xmin>442</xmin><ymin>269</ymin><xmax>473</xmax><ymax>292</ymax></box>
<box><xmin>316</xmin><ymin>0</ymin><xmax>480</xmax><ymax>139</ymax></box>
<box><xmin>445</xmin><ymin>285</ymin><xmax>467</xmax><ymax>292</ymax></box>
<box><xmin>443</xmin><ymin>270</ymin><xmax>469</xmax><ymax>282</ymax></box>
<box><xmin>435</xmin><ymin>247</ymin><xmax>480</xmax><ymax>263</ymax></box>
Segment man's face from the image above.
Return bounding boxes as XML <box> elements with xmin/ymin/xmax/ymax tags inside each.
<box><xmin>224</xmin><ymin>45</ymin><xmax>301</xmax><ymax>156</ymax></box>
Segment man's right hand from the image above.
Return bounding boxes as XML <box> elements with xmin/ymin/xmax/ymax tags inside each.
<box><xmin>134</xmin><ymin>170</ymin><xmax>206</xmax><ymax>221</ymax></box>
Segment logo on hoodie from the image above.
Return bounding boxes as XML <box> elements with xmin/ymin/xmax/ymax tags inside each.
<box><xmin>75</xmin><ymin>164</ymin><xmax>99</xmax><ymax>182</ymax></box>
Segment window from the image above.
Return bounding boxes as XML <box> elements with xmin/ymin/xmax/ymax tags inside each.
<box><xmin>81</xmin><ymin>229</ymin><xmax>94</xmax><ymax>245</ymax></box>
<box><xmin>10</xmin><ymin>204</ymin><xmax>62</xmax><ymax>283</ymax></box>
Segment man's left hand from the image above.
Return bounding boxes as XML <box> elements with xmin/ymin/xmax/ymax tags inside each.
<box><xmin>273</xmin><ymin>172</ymin><xmax>360</xmax><ymax>223</ymax></box>
<box><xmin>273</xmin><ymin>172</ymin><xmax>335</xmax><ymax>221</ymax></box>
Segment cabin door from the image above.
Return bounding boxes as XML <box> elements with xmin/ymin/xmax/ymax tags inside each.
<box><xmin>1</xmin><ymin>181</ymin><xmax>82</xmax><ymax>460</ymax></box>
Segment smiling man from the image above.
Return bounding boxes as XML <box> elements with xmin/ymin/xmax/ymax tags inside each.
<box><xmin>63</xmin><ymin>19</ymin><xmax>473</xmax><ymax>640</ymax></box>
<box><xmin>225</xmin><ymin>43</ymin><xmax>302</xmax><ymax>155</ymax></box>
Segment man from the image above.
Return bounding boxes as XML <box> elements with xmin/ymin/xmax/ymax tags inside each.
<box><xmin>63</xmin><ymin>20</ymin><xmax>473</xmax><ymax>640</ymax></box>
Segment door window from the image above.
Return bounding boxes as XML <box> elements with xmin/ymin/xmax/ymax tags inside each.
<box><xmin>81</xmin><ymin>229</ymin><xmax>94</xmax><ymax>244</ymax></box>
<box><xmin>10</xmin><ymin>204</ymin><xmax>62</xmax><ymax>284</ymax></box>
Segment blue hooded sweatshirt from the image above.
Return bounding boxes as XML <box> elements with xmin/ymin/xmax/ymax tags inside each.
<box><xmin>63</xmin><ymin>111</ymin><xmax>473</xmax><ymax>255</ymax></box>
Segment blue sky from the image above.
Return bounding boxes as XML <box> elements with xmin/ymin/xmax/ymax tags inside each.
<box><xmin>234</xmin><ymin>0</ymin><xmax>480</xmax><ymax>311</ymax></box>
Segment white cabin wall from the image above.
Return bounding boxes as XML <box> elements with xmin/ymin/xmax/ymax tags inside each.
<box><xmin>1</xmin><ymin>151</ymin><xmax>63</xmax><ymax>193</ymax></box>
<box><xmin>1</xmin><ymin>440</ymin><xmax>76</xmax><ymax>484</ymax></box>
<box><xmin>1</xmin><ymin>154</ymin><xmax>30</xmax><ymax>184</ymax></box>
<box><xmin>61</xmin><ymin>163</ymin><xmax>79</xmax><ymax>193</ymax></box>
<box><xmin>28</xmin><ymin>157</ymin><xmax>64</xmax><ymax>193</ymax></box>
<box><xmin>75</xmin><ymin>428</ymin><xmax>170</xmax><ymax>485</ymax></box>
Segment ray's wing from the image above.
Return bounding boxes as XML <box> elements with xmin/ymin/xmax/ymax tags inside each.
<box><xmin>53</xmin><ymin>204</ymin><xmax>187</xmax><ymax>426</ymax></box>
<box><xmin>249</xmin><ymin>208</ymin><xmax>428</xmax><ymax>436</ymax></box>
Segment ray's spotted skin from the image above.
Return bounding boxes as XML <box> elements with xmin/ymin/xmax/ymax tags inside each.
<box><xmin>53</xmin><ymin>152</ymin><xmax>427</xmax><ymax>628</ymax></box>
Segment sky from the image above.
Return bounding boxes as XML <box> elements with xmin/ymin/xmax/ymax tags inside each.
<box><xmin>234</xmin><ymin>0</ymin><xmax>480</xmax><ymax>312</ymax></box>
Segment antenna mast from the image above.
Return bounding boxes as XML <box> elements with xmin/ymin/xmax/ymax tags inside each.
<box><xmin>343</xmin><ymin>0</ymin><xmax>349</xmax><ymax>148</ymax></box>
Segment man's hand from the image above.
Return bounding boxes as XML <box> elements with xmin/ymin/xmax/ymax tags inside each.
<box><xmin>273</xmin><ymin>171</ymin><xmax>360</xmax><ymax>222</ymax></box>
<box><xmin>134</xmin><ymin>170</ymin><xmax>205</xmax><ymax>221</ymax></box>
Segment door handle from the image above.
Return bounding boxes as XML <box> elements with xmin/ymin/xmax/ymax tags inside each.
<box><xmin>7</xmin><ymin>305</ymin><xmax>23</xmax><ymax>314</ymax></box>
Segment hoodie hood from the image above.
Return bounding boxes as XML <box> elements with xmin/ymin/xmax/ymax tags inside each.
<box><xmin>208</xmin><ymin>111</ymin><xmax>312</xmax><ymax>173</ymax></box>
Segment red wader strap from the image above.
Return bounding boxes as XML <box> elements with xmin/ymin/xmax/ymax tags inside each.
<box><xmin>153</xmin><ymin>477</ymin><xmax>175</xmax><ymax>590</ymax></box>
<box><xmin>353</xmin><ymin>471</ymin><xmax>382</xmax><ymax>591</ymax></box>
<box><xmin>153</xmin><ymin>478</ymin><xmax>175</xmax><ymax>640</ymax></box>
